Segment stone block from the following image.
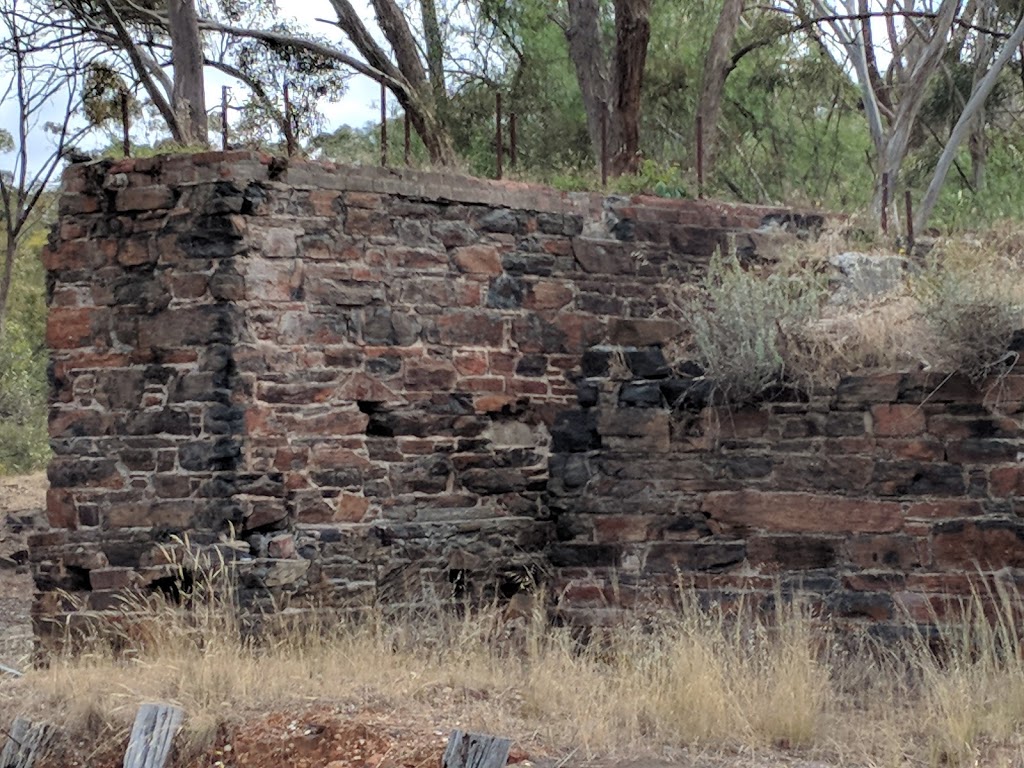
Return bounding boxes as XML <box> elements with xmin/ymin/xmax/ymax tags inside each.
<box><xmin>704</xmin><ymin>491</ymin><xmax>903</xmax><ymax>534</ymax></box>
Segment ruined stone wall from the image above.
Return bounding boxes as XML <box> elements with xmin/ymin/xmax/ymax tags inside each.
<box><xmin>34</xmin><ymin>151</ymin><xmax>1024</xmax><ymax>638</ymax></box>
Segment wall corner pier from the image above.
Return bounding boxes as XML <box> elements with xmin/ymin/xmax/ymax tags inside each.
<box><xmin>37</xmin><ymin>150</ymin><xmax>1024</xmax><ymax>642</ymax></box>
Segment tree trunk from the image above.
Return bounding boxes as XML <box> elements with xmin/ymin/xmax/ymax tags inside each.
<box><xmin>916</xmin><ymin>13</ymin><xmax>1024</xmax><ymax>231</ymax></box>
<box><xmin>697</xmin><ymin>0</ymin><xmax>744</xmax><ymax>175</ymax></box>
<box><xmin>166</xmin><ymin>0</ymin><xmax>208</xmax><ymax>146</ymax></box>
<box><xmin>420</xmin><ymin>0</ymin><xmax>448</xmax><ymax>122</ymax></box>
<box><xmin>610</xmin><ymin>0</ymin><xmax>651</xmax><ymax>174</ymax></box>
<box><xmin>565</xmin><ymin>0</ymin><xmax>651</xmax><ymax>176</ymax></box>
<box><xmin>0</xmin><ymin>240</ymin><xmax>15</xmax><ymax>342</ymax></box>
<box><xmin>565</xmin><ymin>0</ymin><xmax>611</xmax><ymax>171</ymax></box>
<box><xmin>327</xmin><ymin>0</ymin><xmax>455</xmax><ymax>165</ymax></box>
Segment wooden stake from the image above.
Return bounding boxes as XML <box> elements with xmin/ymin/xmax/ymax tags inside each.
<box><xmin>404</xmin><ymin>111</ymin><xmax>411</xmax><ymax>166</ymax></box>
<box><xmin>509</xmin><ymin>111</ymin><xmax>517</xmax><ymax>169</ymax></box>
<box><xmin>121</xmin><ymin>92</ymin><xmax>130</xmax><ymax>158</ymax></box>
<box><xmin>495</xmin><ymin>92</ymin><xmax>503</xmax><ymax>180</ymax></box>
<box><xmin>282</xmin><ymin>81</ymin><xmax>297</xmax><ymax>157</ymax></box>
<box><xmin>380</xmin><ymin>80</ymin><xmax>388</xmax><ymax>166</ymax></box>
<box><xmin>221</xmin><ymin>86</ymin><xmax>229</xmax><ymax>151</ymax></box>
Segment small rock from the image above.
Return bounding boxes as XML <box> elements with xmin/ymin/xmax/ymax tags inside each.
<box><xmin>829</xmin><ymin>251</ymin><xmax>910</xmax><ymax>304</ymax></box>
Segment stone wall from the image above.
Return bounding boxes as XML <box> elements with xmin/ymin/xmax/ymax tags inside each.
<box><xmin>34</xmin><ymin>151</ymin><xmax>1024</xmax><ymax>638</ymax></box>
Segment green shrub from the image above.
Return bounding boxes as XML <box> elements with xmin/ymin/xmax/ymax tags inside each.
<box><xmin>686</xmin><ymin>251</ymin><xmax>825</xmax><ymax>404</ymax></box>
<box><xmin>913</xmin><ymin>246</ymin><xmax>1024</xmax><ymax>384</ymax></box>
<box><xmin>0</xmin><ymin>229</ymin><xmax>50</xmax><ymax>474</ymax></box>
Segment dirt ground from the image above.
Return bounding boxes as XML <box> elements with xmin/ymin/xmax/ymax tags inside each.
<box><xmin>0</xmin><ymin>472</ymin><xmax>45</xmax><ymax>671</ymax></box>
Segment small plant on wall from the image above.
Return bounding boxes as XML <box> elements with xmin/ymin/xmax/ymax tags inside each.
<box><xmin>685</xmin><ymin>250</ymin><xmax>825</xmax><ymax>405</ymax></box>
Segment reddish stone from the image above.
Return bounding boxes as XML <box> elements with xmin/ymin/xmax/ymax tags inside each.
<box><xmin>906</xmin><ymin>500</ymin><xmax>983</xmax><ymax>519</ymax></box>
<box><xmin>404</xmin><ymin>359</ymin><xmax>457</xmax><ymax>392</ymax></box>
<box><xmin>593</xmin><ymin>515</ymin><xmax>651</xmax><ymax>543</ymax></box>
<box><xmin>990</xmin><ymin>466</ymin><xmax>1024</xmax><ymax>497</ymax></box>
<box><xmin>887</xmin><ymin>438</ymin><xmax>945</xmax><ymax>461</ymax></box>
<box><xmin>267</xmin><ymin>534</ymin><xmax>297</xmax><ymax>559</ymax></box>
<box><xmin>47</xmin><ymin>307</ymin><xmax>98</xmax><ymax>349</ymax></box>
<box><xmin>843</xmin><ymin>534</ymin><xmax>927</xmax><ymax>569</ymax></box>
<box><xmin>343</xmin><ymin>191</ymin><xmax>383</xmax><ymax>208</ymax></box>
<box><xmin>116</xmin><ymin>185</ymin><xmax>175</xmax><ymax>211</ymax></box>
<box><xmin>474</xmin><ymin>394</ymin><xmax>519</xmax><ymax>413</ymax></box>
<box><xmin>932</xmin><ymin>519</ymin><xmax>1024</xmax><ymax>569</ymax></box>
<box><xmin>90</xmin><ymin>568</ymin><xmax>140</xmax><ymax>591</ymax></box>
<box><xmin>702</xmin><ymin>407</ymin><xmax>769</xmax><ymax>439</ymax></box>
<box><xmin>704</xmin><ymin>491</ymin><xmax>903</xmax><ymax>534</ymax></box>
<box><xmin>459</xmin><ymin>376</ymin><xmax>505</xmax><ymax>393</ymax></box>
<box><xmin>46</xmin><ymin>489</ymin><xmax>78</xmax><ymax>529</ymax></box>
<box><xmin>871</xmin><ymin>404</ymin><xmax>925</xmax><ymax>437</ymax></box>
<box><xmin>451</xmin><ymin>245</ymin><xmax>502</xmax><ymax>275</ymax></box>
<box><xmin>453</xmin><ymin>351</ymin><xmax>488</xmax><ymax>376</ymax></box>
<box><xmin>336</xmin><ymin>493</ymin><xmax>370</xmax><ymax>522</ymax></box>
<box><xmin>526</xmin><ymin>281</ymin><xmax>574</xmax><ymax>310</ymax></box>
<box><xmin>437</xmin><ymin>312</ymin><xmax>504</xmax><ymax>346</ymax></box>
<box><xmin>344</xmin><ymin>207</ymin><xmax>393</xmax><ymax>236</ymax></box>
<box><xmin>309</xmin><ymin>190</ymin><xmax>340</xmax><ymax>216</ymax></box>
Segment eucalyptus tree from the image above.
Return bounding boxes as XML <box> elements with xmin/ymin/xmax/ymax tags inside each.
<box><xmin>0</xmin><ymin>0</ymin><xmax>90</xmax><ymax>337</ymax></box>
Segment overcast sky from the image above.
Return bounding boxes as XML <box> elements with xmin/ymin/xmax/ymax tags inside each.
<box><xmin>0</xmin><ymin>1</ymin><xmax>384</xmax><ymax>181</ymax></box>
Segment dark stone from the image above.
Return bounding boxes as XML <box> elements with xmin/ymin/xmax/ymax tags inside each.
<box><xmin>47</xmin><ymin>458</ymin><xmax>120</xmax><ymax>488</ymax></box>
<box><xmin>501</xmin><ymin>252</ymin><xmax>555</xmax><ymax>276</ymax></box>
<box><xmin>619</xmin><ymin>381</ymin><xmax>664</xmax><ymax>408</ymax></box>
<box><xmin>366</xmin><ymin>356</ymin><xmax>402</xmax><ymax>376</ymax></box>
<box><xmin>577</xmin><ymin>380</ymin><xmax>599</xmax><ymax>408</ymax></box>
<box><xmin>486</xmin><ymin>274</ymin><xmax>525</xmax><ymax>309</ymax></box>
<box><xmin>661</xmin><ymin>378</ymin><xmax>715</xmax><ymax>409</ymax></box>
<box><xmin>358</xmin><ymin>308</ymin><xmax>420</xmax><ymax>346</ymax></box>
<box><xmin>125</xmin><ymin>408</ymin><xmax>193</xmax><ymax>437</ymax></box>
<box><xmin>551</xmin><ymin>410</ymin><xmax>600</xmax><ymax>453</ymax></box>
<box><xmin>113</xmin><ymin>277</ymin><xmax>171</xmax><ymax>315</ymax></box>
<box><xmin>645</xmin><ymin>541</ymin><xmax>746</xmax><ymax>573</ymax></box>
<box><xmin>664</xmin><ymin>516</ymin><xmax>712</xmax><ymax>539</ymax></box>
<box><xmin>872</xmin><ymin>462</ymin><xmax>966</xmax><ymax>496</ymax></box>
<box><xmin>549</xmin><ymin>544</ymin><xmax>620</xmax><ymax>568</ymax></box>
<box><xmin>610</xmin><ymin>218</ymin><xmax>636</xmax><ymax>241</ymax></box>
<box><xmin>536</xmin><ymin>213</ymin><xmax>584</xmax><ymax>236</ymax></box>
<box><xmin>515</xmin><ymin>354</ymin><xmax>547</xmax><ymax>377</ymax></box>
<box><xmin>477</xmin><ymin>209</ymin><xmax>528</xmax><ymax>234</ymax></box>
<box><xmin>625</xmin><ymin>348</ymin><xmax>670</xmax><ymax>378</ymax></box>
<box><xmin>828</xmin><ymin>591</ymin><xmax>894</xmax><ymax>621</ymax></box>
<box><xmin>203</xmin><ymin>404</ymin><xmax>246</xmax><ymax>435</ymax></box>
<box><xmin>581</xmin><ymin>349</ymin><xmax>611</xmax><ymax>378</ymax></box>
<box><xmin>179</xmin><ymin>439</ymin><xmax>243</xmax><ymax>472</ymax></box>
<box><xmin>310</xmin><ymin>468</ymin><xmax>364</xmax><ymax>488</ymax></box>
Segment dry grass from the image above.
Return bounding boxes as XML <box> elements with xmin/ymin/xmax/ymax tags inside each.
<box><xmin>7</xmin><ymin>571</ymin><xmax>1024</xmax><ymax>768</ymax></box>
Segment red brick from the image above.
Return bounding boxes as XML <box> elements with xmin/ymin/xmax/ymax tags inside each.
<box><xmin>871</xmin><ymin>404</ymin><xmax>925</xmax><ymax>436</ymax></box>
<box><xmin>451</xmin><ymin>245</ymin><xmax>502</xmax><ymax>275</ymax></box>
<box><xmin>704</xmin><ymin>491</ymin><xmax>903</xmax><ymax>534</ymax></box>
<box><xmin>906</xmin><ymin>500</ymin><xmax>983</xmax><ymax>519</ymax></box>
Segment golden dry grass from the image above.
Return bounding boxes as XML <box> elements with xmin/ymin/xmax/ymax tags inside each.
<box><xmin>5</xmin><ymin>579</ymin><xmax>1024</xmax><ymax>768</ymax></box>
